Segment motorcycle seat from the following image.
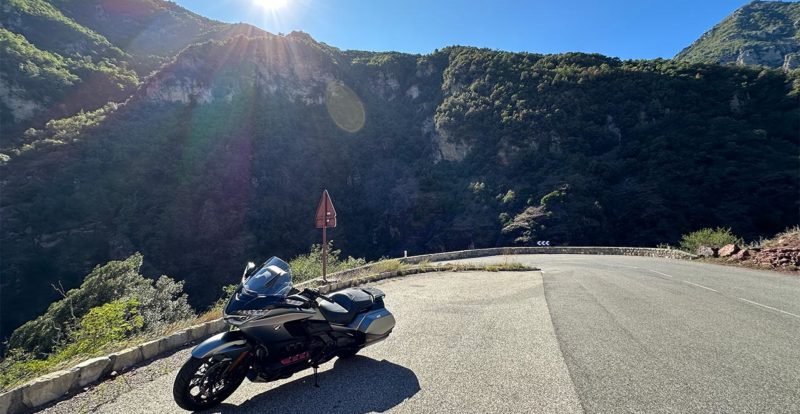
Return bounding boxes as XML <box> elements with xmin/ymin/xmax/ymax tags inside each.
<box><xmin>319</xmin><ymin>301</ymin><xmax>353</xmax><ymax>324</ymax></box>
<box><xmin>319</xmin><ymin>288</ymin><xmax>375</xmax><ymax>325</ymax></box>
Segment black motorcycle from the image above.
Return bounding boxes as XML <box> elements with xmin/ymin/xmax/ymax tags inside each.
<box><xmin>172</xmin><ymin>257</ymin><xmax>396</xmax><ymax>411</ymax></box>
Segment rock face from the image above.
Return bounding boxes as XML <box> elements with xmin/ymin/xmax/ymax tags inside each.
<box><xmin>432</xmin><ymin>129</ymin><xmax>471</xmax><ymax>162</ymax></box>
<box><xmin>718</xmin><ymin>244</ymin><xmax>739</xmax><ymax>257</ymax></box>
<box><xmin>696</xmin><ymin>246</ymin><xmax>717</xmax><ymax>258</ymax></box>
<box><xmin>783</xmin><ymin>53</ymin><xmax>800</xmax><ymax>71</ymax></box>
<box><xmin>735</xmin><ymin>46</ymin><xmax>787</xmax><ymax>67</ymax></box>
<box><xmin>139</xmin><ymin>34</ymin><xmax>338</xmax><ymax>106</ymax></box>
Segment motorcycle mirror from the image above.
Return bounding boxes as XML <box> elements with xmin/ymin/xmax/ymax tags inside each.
<box><xmin>241</xmin><ymin>262</ymin><xmax>256</xmax><ymax>281</ymax></box>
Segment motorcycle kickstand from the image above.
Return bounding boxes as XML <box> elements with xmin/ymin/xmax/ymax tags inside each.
<box><xmin>312</xmin><ymin>364</ymin><xmax>320</xmax><ymax>388</ymax></box>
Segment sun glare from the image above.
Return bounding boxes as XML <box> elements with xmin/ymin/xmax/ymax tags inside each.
<box><xmin>255</xmin><ymin>0</ymin><xmax>288</xmax><ymax>11</ymax></box>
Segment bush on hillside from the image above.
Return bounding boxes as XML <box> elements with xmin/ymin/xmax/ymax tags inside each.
<box><xmin>679</xmin><ymin>227</ymin><xmax>743</xmax><ymax>253</ymax></box>
<box><xmin>0</xmin><ymin>298</ymin><xmax>144</xmax><ymax>390</ymax></box>
<box><xmin>288</xmin><ymin>242</ymin><xmax>367</xmax><ymax>283</ymax></box>
<box><xmin>8</xmin><ymin>253</ymin><xmax>192</xmax><ymax>355</ymax></box>
<box><xmin>60</xmin><ymin>299</ymin><xmax>144</xmax><ymax>357</ymax></box>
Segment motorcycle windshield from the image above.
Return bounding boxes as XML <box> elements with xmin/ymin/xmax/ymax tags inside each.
<box><xmin>242</xmin><ymin>256</ymin><xmax>293</xmax><ymax>297</ymax></box>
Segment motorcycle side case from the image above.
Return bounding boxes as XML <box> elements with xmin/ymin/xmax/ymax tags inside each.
<box><xmin>191</xmin><ymin>330</ymin><xmax>250</xmax><ymax>359</ymax></box>
<box><xmin>347</xmin><ymin>308</ymin><xmax>395</xmax><ymax>346</ymax></box>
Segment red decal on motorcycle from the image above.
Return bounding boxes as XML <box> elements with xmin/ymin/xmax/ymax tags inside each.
<box><xmin>280</xmin><ymin>351</ymin><xmax>309</xmax><ymax>365</ymax></box>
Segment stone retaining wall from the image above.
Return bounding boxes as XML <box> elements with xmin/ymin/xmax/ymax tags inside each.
<box><xmin>0</xmin><ymin>319</ymin><xmax>227</xmax><ymax>414</ymax></box>
<box><xmin>403</xmin><ymin>246</ymin><xmax>695</xmax><ymax>262</ymax></box>
<box><xmin>0</xmin><ymin>246</ymin><xmax>692</xmax><ymax>413</ymax></box>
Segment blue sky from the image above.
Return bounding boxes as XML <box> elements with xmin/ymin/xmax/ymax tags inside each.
<box><xmin>174</xmin><ymin>0</ymin><xmax>756</xmax><ymax>60</ymax></box>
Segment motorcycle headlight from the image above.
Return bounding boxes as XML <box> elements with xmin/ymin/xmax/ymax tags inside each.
<box><xmin>235</xmin><ymin>309</ymin><xmax>270</xmax><ymax>317</ymax></box>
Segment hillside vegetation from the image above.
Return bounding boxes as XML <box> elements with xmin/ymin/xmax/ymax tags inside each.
<box><xmin>0</xmin><ymin>0</ymin><xmax>138</xmax><ymax>136</ymax></box>
<box><xmin>0</xmin><ymin>0</ymin><xmax>263</xmax><ymax>136</ymax></box>
<box><xmin>2</xmin><ymin>33</ymin><xmax>797</xmax><ymax>340</ymax></box>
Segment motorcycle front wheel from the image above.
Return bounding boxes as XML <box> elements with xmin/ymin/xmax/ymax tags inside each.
<box><xmin>173</xmin><ymin>355</ymin><xmax>247</xmax><ymax>411</ymax></box>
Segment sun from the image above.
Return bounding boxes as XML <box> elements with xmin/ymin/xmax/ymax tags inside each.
<box><xmin>254</xmin><ymin>0</ymin><xmax>288</xmax><ymax>10</ymax></box>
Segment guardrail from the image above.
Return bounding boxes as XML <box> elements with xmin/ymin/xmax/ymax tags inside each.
<box><xmin>0</xmin><ymin>246</ymin><xmax>693</xmax><ymax>413</ymax></box>
<box><xmin>325</xmin><ymin>246</ymin><xmax>696</xmax><ymax>282</ymax></box>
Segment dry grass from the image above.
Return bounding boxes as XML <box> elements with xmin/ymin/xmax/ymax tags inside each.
<box><xmin>370</xmin><ymin>258</ymin><xmax>408</xmax><ymax>273</ymax></box>
<box><xmin>761</xmin><ymin>226</ymin><xmax>800</xmax><ymax>248</ymax></box>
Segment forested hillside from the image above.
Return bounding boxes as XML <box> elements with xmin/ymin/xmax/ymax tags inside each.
<box><xmin>1</xmin><ymin>0</ymin><xmax>798</xmax><ymax>341</ymax></box>
<box><xmin>0</xmin><ymin>0</ymin><xmax>137</xmax><ymax>137</ymax></box>
<box><xmin>0</xmin><ymin>0</ymin><xmax>265</xmax><ymax>138</ymax></box>
<box><xmin>676</xmin><ymin>1</ymin><xmax>800</xmax><ymax>69</ymax></box>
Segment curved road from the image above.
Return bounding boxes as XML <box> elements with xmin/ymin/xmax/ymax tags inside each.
<box><xmin>39</xmin><ymin>255</ymin><xmax>800</xmax><ymax>413</ymax></box>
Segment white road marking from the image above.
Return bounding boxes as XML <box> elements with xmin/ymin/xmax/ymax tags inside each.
<box><xmin>683</xmin><ymin>280</ymin><xmax>718</xmax><ymax>292</ymax></box>
<box><xmin>738</xmin><ymin>298</ymin><xmax>800</xmax><ymax>319</ymax></box>
<box><xmin>647</xmin><ymin>269</ymin><xmax>673</xmax><ymax>278</ymax></box>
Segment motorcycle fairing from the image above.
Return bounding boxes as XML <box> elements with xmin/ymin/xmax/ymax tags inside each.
<box><xmin>192</xmin><ymin>330</ymin><xmax>250</xmax><ymax>359</ymax></box>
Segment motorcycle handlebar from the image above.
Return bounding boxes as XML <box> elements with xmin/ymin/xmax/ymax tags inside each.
<box><xmin>302</xmin><ymin>288</ymin><xmax>335</xmax><ymax>303</ymax></box>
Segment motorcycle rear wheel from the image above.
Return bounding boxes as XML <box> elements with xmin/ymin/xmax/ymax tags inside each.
<box><xmin>173</xmin><ymin>356</ymin><xmax>246</xmax><ymax>411</ymax></box>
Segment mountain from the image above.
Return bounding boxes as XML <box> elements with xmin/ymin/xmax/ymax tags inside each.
<box><xmin>0</xmin><ymin>0</ymin><xmax>136</xmax><ymax>137</ymax></box>
<box><xmin>1</xmin><ymin>1</ymin><xmax>798</xmax><ymax>341</ymax></box>
<box><xmin>47</xmin><ymin>0</ymin><xmax>268</xmax><ymax>75</ymax></box>
<box><xmin>675</xmin><ymin>1</ymin><xmax>800</xmax><ymax>70</ymax></box>
<box><xmin>0</xmin><ymin>0</ymin><xmax>266</xmax><ymax>139</ymax></box>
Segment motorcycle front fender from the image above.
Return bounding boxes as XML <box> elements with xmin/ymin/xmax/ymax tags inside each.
<box><xmin>191</xmin><ymin>330</ymin><xmax>250</xmax><ymax>359</ymax></box>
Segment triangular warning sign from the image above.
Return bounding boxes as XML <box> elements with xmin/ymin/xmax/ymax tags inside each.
<box><xmin>315</xmin><ymin>190</ymin><xmax>337</xmax><ymax>228</ymax></box>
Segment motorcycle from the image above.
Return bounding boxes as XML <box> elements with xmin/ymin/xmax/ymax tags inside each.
<box><xmin>172</xmin><ymin>256</ymin><xmax>396</xmax><ymax>411</ymax></box>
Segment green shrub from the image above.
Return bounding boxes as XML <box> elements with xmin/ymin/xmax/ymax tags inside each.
<box><xmin>128</xmin><ymin>275</ymin><xmax>193</xmax><ymax>333</ymax></box>
<box><xmin>8</xmin><ymin>253</ymin><xmax>193</xmax><ymax>355</ymax></box>
<box><xmin>212</xmin><ymin>284</ymin><xmax>238</xmax><ymax>311</ymax></box>
<box><xmin>59</xmin><ymin>299</ymin><xmax>144</xmax><ymax>358</ymax></box>
<box><xmin>0</xmin><ymin>350</ymin><xmax>52</xmax><ymax>391</ymax></box>
<box><xmin>0</xmin><ymin>299</ymin><xmax>144</xmax><ymax>390</ymax></box>
<box><xmin>679</xmin><ymin>227</ymin><xmax>743</xmax><ymax>252</ymax></box>
<box><xmin>501</xmin><ymin>190</ymin><xmax>515</xmax><ymax>204</ymax></box>
<box><xmin>288</xmin><ymin>242</ymin><xmax>367</xmax><ymax>282</ymax></box>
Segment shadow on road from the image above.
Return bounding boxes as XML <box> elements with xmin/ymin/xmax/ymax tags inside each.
<box><xmin>214</xmin><ymin>356</ymin><xmax>420</xmax><ymax>413</ymax></box>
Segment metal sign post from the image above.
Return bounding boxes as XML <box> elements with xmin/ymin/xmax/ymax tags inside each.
<box><xmin>315</xmin><ymin>190</ymin><xmax>337</xmax><ymax>283</ymax></box>
<box><xmin>322</xmin><ymin>226</ymin><xmax>327</xmax><ymax>281</ymax></box>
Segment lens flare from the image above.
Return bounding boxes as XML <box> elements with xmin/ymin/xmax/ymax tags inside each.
<box><xmin>325</xmin><ymin>81</ymin><xmax>365</xmax><ymax>133</ymax></box>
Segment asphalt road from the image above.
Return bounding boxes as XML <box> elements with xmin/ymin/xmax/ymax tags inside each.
<box><xmin>38</xmin><ymin>255</ymin><xmax>800</xmax><ymax>413</ymax></box>
<box><xmin>447</xmin><ymin>255</ymin><xmax>800</xmax><ymax>413</ymax></box>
